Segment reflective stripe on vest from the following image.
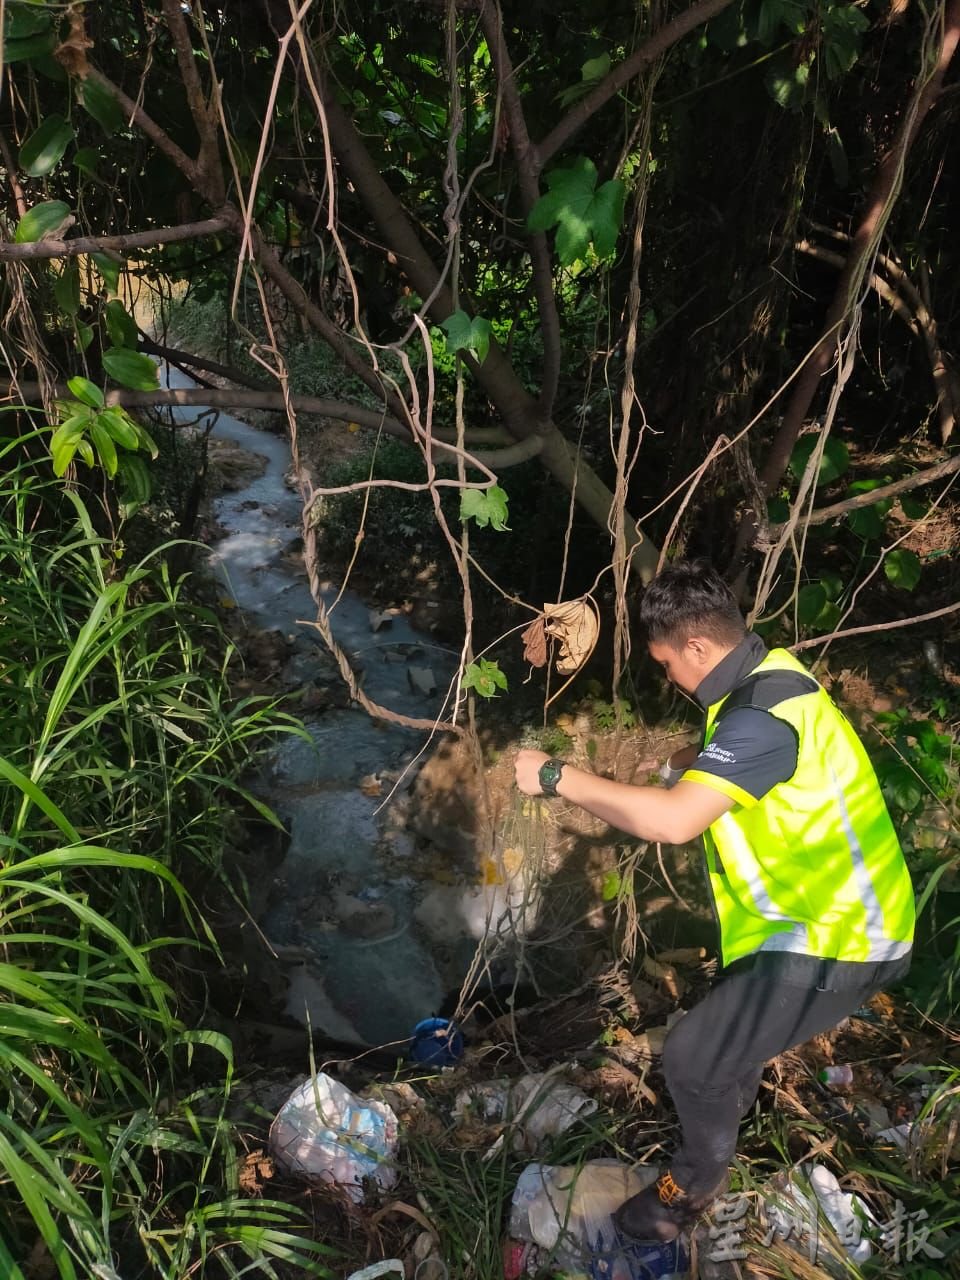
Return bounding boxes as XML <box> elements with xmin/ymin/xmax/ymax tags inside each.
<box><xmin>699</xmin><ymin>647</ymin><xmax>915</xmax><ymax>967</ymax></box>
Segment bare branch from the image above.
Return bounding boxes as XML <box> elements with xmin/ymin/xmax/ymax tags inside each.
<box><xmin>4</xmin><ymin>382</ymin><xmax>541</xmax><ymax>468</ymax></box>
<box><xmin>536</xmin><ymin>0</ymin><xmax>737</xmax><ymax>169</ymax></box>
<box><xmin>84</xmin><ymin>66</ymin><xmax>207</xmax><ymax>192</ymax></box>
<box><xmin>160</xmin><ymin>0</ymin><xmax>226</xmax><ymax>201</ymax></box>
<box><xmin>769</xmin><ymin>451</ymin><xmax>960</xmax><ymax>532</ymax></box>
<box><xmin>0</xmin><ymin>132</ymin><xmax>28</xmax><ymax>220</ymax></box>
<box><xmin>796</xmin><ymin>236</ymin><xmax>959</xmax><ymax>444</ymax></box>
<box><xmin>137</xmin><ymin>334</ymin><xmax>276</xmax><ymax>391</ymax></box>
<box><xmin>0</xmin><ymin>216</ymin><xmax>230</xmax><ymax>261</ymax></box>
<box><xmin>791</xmin><ymin>600</ymin><xmax>960</xmax><ymax>652</ymax></box>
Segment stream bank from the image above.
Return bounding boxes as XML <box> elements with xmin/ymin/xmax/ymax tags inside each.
<box><xmin>165</xmin><ymin>365</ymin><xmax>655</xmax><ymax>1052</ymax></box>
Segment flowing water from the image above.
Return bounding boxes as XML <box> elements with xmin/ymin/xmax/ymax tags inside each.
<box><xmin>161</xmin><ymin>366</ymin><xmax>492</xmax><ymax>1047</ymax></box>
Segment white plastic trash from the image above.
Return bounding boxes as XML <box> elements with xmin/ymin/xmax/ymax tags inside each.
<box><xmin>453</xmin><ymin>1071</ymin><xmax>598</xmax><ymax>1152</ymax></box>
<box><xmin>507</xmin><ymin>1161</ymin><xmax>684</xmax><ymax>1280</ymax></box>
<box><xmin>269</xmin><ymin>1073</ymin><xmax>399</xmax><ymax>1203</ymax></box>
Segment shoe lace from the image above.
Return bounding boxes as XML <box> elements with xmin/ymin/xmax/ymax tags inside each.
<box><xmin>656</xmin><ymin>1172</ymin><xmax>687</xmax><ymax>1206</ymax></box>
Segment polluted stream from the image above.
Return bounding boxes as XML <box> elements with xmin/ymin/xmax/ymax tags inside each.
<box><xmin>162</xmin><ymin>366</ymin><xmax>500</xmax><ymax>1048</ymax></box>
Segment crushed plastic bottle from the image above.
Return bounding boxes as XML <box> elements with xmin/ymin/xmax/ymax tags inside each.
<box><xmin>818</xmin><ymin>1064</ymin><xmax>854</xmax><ymax>1089</ymax></box>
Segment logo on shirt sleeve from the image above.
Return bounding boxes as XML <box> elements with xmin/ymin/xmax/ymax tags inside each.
<box><xmin>701</xmin><ymin>742</ymin><xmax>737</xmax><ymax>766</ymax></box>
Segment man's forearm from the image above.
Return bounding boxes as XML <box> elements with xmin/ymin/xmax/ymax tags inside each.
<box><xmin>553</xmin><ymin>765</ymin><xmax>694</xmax><ymax>843</ymax></box>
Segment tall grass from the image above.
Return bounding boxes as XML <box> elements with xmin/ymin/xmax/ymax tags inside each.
<box><xmin>0</xmin><ymin>431</ymin><xmax>332</xmax><ymax>1277</ymax></box>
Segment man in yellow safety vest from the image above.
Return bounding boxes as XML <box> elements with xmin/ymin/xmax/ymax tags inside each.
<box><xmin>514</xmin><ymin>560</ymin><xmax>915</xmax><ymax>1242</ymax></box>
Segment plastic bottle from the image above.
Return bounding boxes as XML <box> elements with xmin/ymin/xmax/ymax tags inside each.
<box><xmin>818</xmin><ymin>1064</ymin><xmax>854</xmax><ymax>1088</ymax></box>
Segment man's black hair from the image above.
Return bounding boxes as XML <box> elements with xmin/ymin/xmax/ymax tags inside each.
<box><xmin>640</xmin><ymin>560</ymin><xmax>747</xmax><ymax>648</ymax></box>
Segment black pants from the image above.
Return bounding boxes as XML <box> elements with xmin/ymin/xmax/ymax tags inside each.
<box><xmin>661</xmin><ymin>951</ymin><xmax>912</xmax><ymax>1194</ymax></box>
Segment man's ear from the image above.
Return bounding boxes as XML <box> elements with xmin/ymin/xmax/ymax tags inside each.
<box><xmin>686</xmin><ymin>636</ymin><xmax>712</xmax><ymax>666</ymax></box>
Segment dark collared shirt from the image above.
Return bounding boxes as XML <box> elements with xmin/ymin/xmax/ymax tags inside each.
<box><xmin>683</xmin><ymin>633</ymin><xmax>798</xmax><ymax>805</ymax></box>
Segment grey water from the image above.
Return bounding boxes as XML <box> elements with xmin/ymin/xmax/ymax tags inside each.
<box><xmin>160</xmin><ymin>365</ymin><xmax>472</xmax><ymax>1046</ymax></box>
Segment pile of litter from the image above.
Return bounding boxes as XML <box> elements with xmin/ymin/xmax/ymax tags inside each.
<box><xmin>242</xmin><ymin>969</ymin><xmax>956</xmax><ymax>1280</ymax></box>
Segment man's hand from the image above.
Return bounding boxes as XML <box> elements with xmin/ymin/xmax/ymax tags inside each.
<box><xmin>515</xmin><ymin>748</ymin><xmax>550</xmax><ymax>795</ymax></box>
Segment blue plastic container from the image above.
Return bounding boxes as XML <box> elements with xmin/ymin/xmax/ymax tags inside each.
<box><xmin>409</xmin><ymin>1016</ymin><xmax>465</xmax><ymax>1067</ymax></box>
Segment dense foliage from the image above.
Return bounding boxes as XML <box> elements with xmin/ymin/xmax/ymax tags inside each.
<box><xmin>1</xmin><ymin>1</ymin><xmax>959</xmax><ymax>1273</ymax></box>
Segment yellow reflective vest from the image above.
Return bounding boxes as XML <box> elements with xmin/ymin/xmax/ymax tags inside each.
<box><xmin>687</xmin><ymin>647</ymin><xmax>915</xmax><ymax>967</ymax></box>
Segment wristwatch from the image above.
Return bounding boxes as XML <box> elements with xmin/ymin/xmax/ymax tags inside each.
<box><xmin>538</xmin><ymin>758</ymin><xmax>566</xmax><ymax>797</ymax></box>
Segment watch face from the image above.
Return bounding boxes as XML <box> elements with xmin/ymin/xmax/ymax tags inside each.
<box><xmin>539</xmin><ymin>760</ymin><xmax>563</xmax><ymax>792</ymax></box>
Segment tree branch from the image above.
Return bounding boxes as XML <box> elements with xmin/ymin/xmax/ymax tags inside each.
<box><xmin>0</xmin><ymin>216</ymin><xmax>230</xmax><ymax>260</ymax></box>
<box><xmin>735</xmin><ymin>0</ymin><xmax>960</xmax><ymax>560</ymax></box>
<box><xmin>791</xmin><ymin>599</ymin><xmax>960</xmax><ymax>652</ymax></box>
<box><xmin>795</xmin><ymin>236</ymin><xmax>959</xmax><ymax>445</ymax></box>
<box><xmin>4</xmin><ymin>382</ymin><xmax>541</xmax><ymax>467</ymax></box>
<box><xmin>535</xmin><ymin>0</ymin><xmax>737</xmax><ymax>169</ymax></box>
<box><xmin>478</xmin><ymin>0</ymin><xmax>562</xmax><ymax>417</ymax></box>
<box><xmin>83</xmin><ymin>66</ymin><xmax>207</xmax><ymax>192</ymax></box>
<box><xmin>137</xmin><ymin>333</ymin><xmax>275</xmax><ymax>390</ymax></box>
<box><xmin>768</xmin><ymin>451</ymin><xmax>960</xmax><ymax>532</ymax></box>
<box><xmin>160</xmin><ymin>0</ymin><xmax>226</xmax><ymax>202</ymax></box>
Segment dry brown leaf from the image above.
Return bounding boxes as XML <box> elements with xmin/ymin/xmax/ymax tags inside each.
<box><xmin>359</xmin><ymin>773</ymin><xmax>382</xmax><ymax>796</ymax></box>
<box><xmin>521</xmin><ymin>615</ymin><xmax>548</xmax><ymax>667</ymax></box>
<box><xmin>543</xmin><ymin>598</ymin><xmax>599</xmax><ymax>673</ymax></box>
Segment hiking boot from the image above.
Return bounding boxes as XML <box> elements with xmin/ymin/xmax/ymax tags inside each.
<box><xmin>613</xmin><ymin>1170</ymin><xmax>726</xmax><ymax>1242</ymax></box>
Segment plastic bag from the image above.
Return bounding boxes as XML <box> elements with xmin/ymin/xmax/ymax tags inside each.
<box><xmin>453</xmin><ymin>1071</ymin><xmax>598</xmax><ymax>1152</ymax></box>
<box><xmin>505</xmin><ymin>1160</ymin><xmax>687</xmax><ymax>1280</ymax></box>
<box><xmin>269</xmin><ymin>1073</ymin><xmax>398</xmax><ymax>1203</ymax></box>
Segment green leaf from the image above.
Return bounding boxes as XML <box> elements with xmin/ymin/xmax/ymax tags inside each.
<box><xmin>848</xmin><ymin>504</ymin><xmax>885</xmax><ymax>540</ymax></box>
<box><xmin>92</xmin><ymin>252</ymin><xmax>121</xmax><ymax>295</ymax></box>
<box><xmin>66</xmin><ymin>377</ymin><xmax>104</xmax><ymax>409</ymax></box>
<box><xmin>117</xmin><ymin>453</ymin><xmax>152</xmax><ymax>506</ymax></box>
<box><xmin>884</xmin><ymin>548</ymin><xmax>921</xmax><ymax>591</ymax></box>
<box><xmin>462</xmin><ymin>658</ymin><xmax>508</xmax><ymax>698</ymax></box>
<box><xmin>582</xmin><ymin>52</ymin><xmax>611</xmax><ymax>80</ymax></box>
<box><xmin>470</xmin><ymin>316</ymin><xmax>492</xmax><ymax>364</ymax></box>
<box><xmin>4</xmin><ymin>6</ymin><xmax>52</xmax><ymax>40</ymax></box>
<box><xmin>757</xmin><ymin>0</ymin><xmax>807</xmax><ymax>44</ymax></box>
<box><xmin>460</xmin><ymin>484</ymin><xmax>510</xmax><ymax>531</ymax></box>
<box><xmin>601</xmin><ymin>870</ymin><xmax>621</xmax><ymax>902</ymax></box>
<box><xmin>81</xmin><ymin>76</ymin><xmax>126</xmax><ymax>136</ymax></box>
<box><xmin>2</xmin><ymin>31</ymin><xmax>56</xmax><ymax>64</ymax></box>
<box><xmin>19</xmin><ymin>114</ymin><xmax>75</xmax><ymax>177</ymax></box>
<box><xmin>881</xmin><ymin>762</ymin><xmax>923</xmax><ymax>814</ymax></box>
<box><xmin>102</xmin><ymin>347</ymin><xmax>158</xmax><ymax>392</ymax></box>
<box><xmin>13</xmin><ymin>200</ymin><xmax>72</xmax><ymax>244</ymax></box>
<box><xmin>764</xmin><ymin>53</ymin><xmax>811</xmax><ymax>110</ymax></box>
<box><xmin>819</xmin><ymin>570</ymin><xmax>843</xmax><ymax>602</ymax></box>
<box><xmin>589</xmin><ymin>179</ymin><xmax>627</xmax><ymax>258</ymax></box>
<box><xmin>900</xmin><ymin>495</ymin><xmax>928</xmax><ymax>520</ymax></box>
<box><xmin>528</xmin><ymin>156</ymin><xmax>625</xmax><ymax>265</ymax></box>
<box><xmin>104</xmin><ymin>299</ymin><xmax>139</xmax><ymax>349</ymax></box>
<box><xmin>812</xmin><ymin>601</ymin><xmax>841</xmax><ymax>634</ymax></box>
<box><xmin>132</xmin><ymin>421</ymin><xmax>159</xmax><ymax>459</ymax></box>
<box><xmin>440</xmin><ymin>309</ymin><xmax>491</xmax><ymax>363</ymax></box>
<box><xmin>556</xmin><ymin>52</ymin><xmax>611</xmax><ymax>107</ymax></box>
<box><xmin>52</xmin><ymin>261</ymin><xmax>80</xmax><ymax>317</ymax></box>
<box><xmin>75</xmin><ymin>321</ymin><xmax>93</xmax><ymax>351</ymax></box>
<box><xmin>51</xmin><ymin>438</ymin><xmax>78</xmax><ymax>477</ymax></box>
<box><xmin>97</xmin><ymin>407</ymin><xmax>140</xmax><ymax>450</ymax></box>
<box><xmin>822</xmin><ymin>4</ymin><xmax>870</xmax><ymax>79</ymax></box>
<box><xmin>88</xmin><ymin>418</ymin><xmax>118</xmax><ymax>477</ymax></box>
<box><xmin>788</xmin><ymin>435</ymin><xmax>849</xmax><ymax>485</ymax></box>
<box><xmin>440</xmin><ymin>309</ymin><xmax>472</xmax><ymax>353</ymax></box>
<box><xmin>73</xmin><ymin>146</ymin><xmax>99</xmax><ymax>177</ymax></box>
<box><xmin>797</xmin><ymin>582</ymin><xmax>827</xmax><ymax>626</ymax></box>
